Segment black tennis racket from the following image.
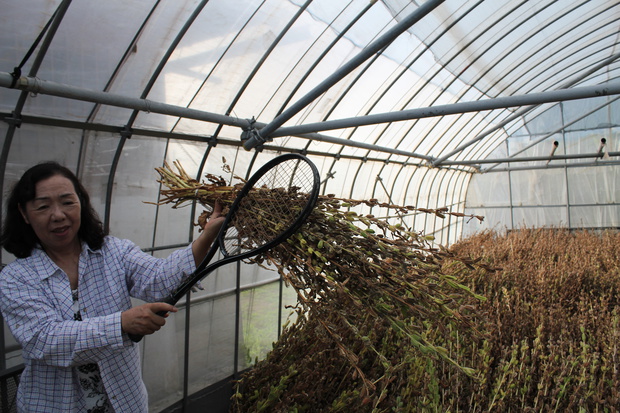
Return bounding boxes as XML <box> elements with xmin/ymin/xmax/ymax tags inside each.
<box><xmin>130</xmin><ymin>153</ymin><xmax>320</xmax><ymax>342</ymax></box>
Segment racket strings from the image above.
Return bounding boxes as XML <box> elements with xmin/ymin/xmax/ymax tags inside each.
<box><xmin>222</xmin><ymin>160</ymin><xmax>316</xmax><ymax>256</ymax></box>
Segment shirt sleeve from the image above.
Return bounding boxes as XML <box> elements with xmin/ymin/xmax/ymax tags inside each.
<box><xmin>113</xmin><ymin>237</ymin><xmax>196</xmax><ymax>303</ymax></box>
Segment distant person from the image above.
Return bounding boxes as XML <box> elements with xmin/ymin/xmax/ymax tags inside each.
<box><xmin>0</xmin><ymin>161</ymin><xmax>224</xmax><ymax>412</ymax></box>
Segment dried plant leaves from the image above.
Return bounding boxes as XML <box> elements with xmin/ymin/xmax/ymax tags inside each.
<box><xmin>151</xmin><ymin>161</ymin><xmax>490</xmax><ymax>411</ymax></box>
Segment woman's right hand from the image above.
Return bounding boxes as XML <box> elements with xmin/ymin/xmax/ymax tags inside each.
<box><xmin>121</xmin><ymin>302</ymin><xmax>178</xmax><ymax>336</ymax></box>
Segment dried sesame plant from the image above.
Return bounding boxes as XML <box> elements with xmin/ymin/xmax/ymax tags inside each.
<box><xmin>153</xmin><ymin>160</ymin><xmax>489</xmax><ymax>411</ymax></box>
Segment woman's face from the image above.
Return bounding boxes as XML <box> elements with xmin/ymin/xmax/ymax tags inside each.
<box><xmin>19</xmin><ymin>174</ymin><xmax>82</xmax><ymax>254</ymax></box>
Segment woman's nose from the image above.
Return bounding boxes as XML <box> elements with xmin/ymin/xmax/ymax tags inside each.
<box><xmin>49</xmin><ymin>204</ymin><xmax>65</xmax><ymax>220</ymax></box>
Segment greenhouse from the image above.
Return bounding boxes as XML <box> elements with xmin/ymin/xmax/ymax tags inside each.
<box><xmin>0</xmin><ymin>0</ymin><xmax>619</xmax><ymax>412</ymax></box>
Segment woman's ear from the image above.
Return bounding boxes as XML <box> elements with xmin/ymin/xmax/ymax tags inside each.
<box><xmin>18</xmin><ymin>204</ymin><xmax>30</xmax><ymax>225</ymax></box>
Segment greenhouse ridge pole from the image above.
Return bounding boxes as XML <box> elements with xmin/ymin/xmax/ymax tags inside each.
<box><xmin>440</xmin><ymin>151</ymin><xmax>620</xmax><ymax>165</ymax></box>
<box><xmin>433</xmin><ymin>50</ymin><xmax>620</xmax><ymax>166</ymax></box>
<box><xmin>270</xmin><ymin>81</ymin><xmax>620</xmax><ymax>136</ymax></box>
<box><xmin>242</xmin><ymin>0</ymin><xmax>445</xmax><ymax>150</ymax></box>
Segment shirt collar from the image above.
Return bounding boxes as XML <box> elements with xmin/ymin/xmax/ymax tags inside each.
<box><xmin>31</xmin><ymin>241</ymin><xmax>101</xmax><ymax>281</ymax></box>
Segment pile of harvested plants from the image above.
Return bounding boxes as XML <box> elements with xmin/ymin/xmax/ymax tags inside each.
<box><xmin>444</xmin><ymin>228</ymin><xmax>620</xmax><ymax>411</ymax></box>
<box><xmin>153</xmin><ymin>160</ymin><xmax>490</xmax><ymax>411</ymax></box>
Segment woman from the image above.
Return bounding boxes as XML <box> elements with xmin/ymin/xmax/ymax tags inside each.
<box><xmin>0</xmin><ymin>161</ymin><xmax>224</xmax><ymax>412</ymax></box>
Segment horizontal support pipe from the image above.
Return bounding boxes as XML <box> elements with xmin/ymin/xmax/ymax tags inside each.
<box><xmin>482</xmin><ymin>159</ymin><xmax>620</xmax><ymax>173</ymax></box>
<box><xmin>437</xmin><ymin>51</ymin><xmax>620</xmax><ymax>167</ymax></box>
<box><xmin>5</xmin><ymin>72</ymin><xmax>613</xmax><ymax>168</ymax></box>
<box><xmin>0</xmin><ymin>112</ymin><xmax>437</xmax><ymax>167</ymax></box>
<box><xmin>0</xmin><ymin>72</ymin><xmax>251</xmax><ymax>129</ymax></box>
<box><xmin>292</xmin><ymin>131</ymin><xmax>434</xmax><ymax>161</ymax></box>
<box><xmin>270</xmin><ymin>81</ymin><xmax>620</xmax><ymax>138</ymax></box>
<box><xmin>484</xmin><ymin>95</ymin><xmax>620</xmax><ymax>172</ymax></box>
<box><xmin>441</xmin><ymin>151</ymin><xmax>619</xmax><ymax>166</ymax></box>
<box><xmin>0</xmin><ymin>72</ymin><xmax>433</xmax><ymax>161</ymax></box>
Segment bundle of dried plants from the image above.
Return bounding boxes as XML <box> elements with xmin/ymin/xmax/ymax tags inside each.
<box><xmin>152</xmin><ymin>160</ymin><xmax>489</xmax><ymax>411</ymax></box>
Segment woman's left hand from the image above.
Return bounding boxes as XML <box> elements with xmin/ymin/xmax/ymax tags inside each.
<box><xmin>191</xmin><ymin>202</ymin><xmax>225</xmax><ymax>266</ymax></box>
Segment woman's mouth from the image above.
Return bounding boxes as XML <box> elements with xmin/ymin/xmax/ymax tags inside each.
<box><xmin>51</xmin><ymin>226</ymin><xmax>70</xmax><ymax>236</ymax></box>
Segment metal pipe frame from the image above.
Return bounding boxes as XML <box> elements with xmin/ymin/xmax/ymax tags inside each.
<box><xmin>483</xmin><ymin>95</ymin><xmax>620</xmax><ymax>172</ymax></box>
<box><xmin>243</xmin><ymin>0</ymin><xmax>445</xmax><ymax>149</ymax></box>
<box><xmin>3</xmin><ymin>73</ymin><xmax>617</xmax><ymax>171</ymax></box>
<box><xmin>482</xmin><ymin>160</ymin><xmax>620</xmax><ymax>173</ymax></box>
<box><xmin>4</xmin><ymin>38</ymin><xmax>618</xmax><ymax>171</ymax></box>
<box><xmin>0</xmin><ymin>72</ymin><xmax>434</xmax><ymax>162</ymax></box>
<box><xmin>268</xmin><ymin>81</ymin><xmax>620</xmax><ymax>137</ymax></box>
<box><xmin>442</xmin><ymin>151</ymin><xmax>620</xmax><ymax>166</ymax></box>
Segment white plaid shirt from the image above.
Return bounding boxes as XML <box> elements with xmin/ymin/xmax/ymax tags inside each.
<box><xmin>0</xmin><ymin>236</ymin><xmax>196</xmax><ymax>412</ymax></box>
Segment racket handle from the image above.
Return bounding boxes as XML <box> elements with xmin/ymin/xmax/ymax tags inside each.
<box><xmin>128</xmin><ymin>309</ymin><xmax>170</xmax><ymax>343</ymax></box>
<box><xmin>128</xmin><ymin>333</ymin><xmax>143</xmax><ymax>343</ymax></box>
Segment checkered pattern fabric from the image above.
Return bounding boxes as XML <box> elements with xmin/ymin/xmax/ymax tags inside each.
<box><xmin>0</xmin><ymin>237</ymin><xmax>195</xmax><ymax>412</ymax></box>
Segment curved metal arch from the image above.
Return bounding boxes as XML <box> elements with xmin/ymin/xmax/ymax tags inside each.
<box><xmin>0</xmin><ymin>0</ymin><xmax>73</xmax><ymax>262</ymax></box>
<box><xmin>193</xmin><ymin>0</ymin><xmax>314</xmax><ymax>239</ymax></box>
<box><xmin>393</xmin><ymin>1</ymin><xmax>529</xmax><ymax>157</ymax></box>
<box><xmin>433</xmin><ymin>169</ymin><xmax>453</xmax><ymax>244</ymax></box>
<box><xmin>408</xmin><ymin>167</ymin><xmax>434</xmax><ymax>230</ymax></box>
<box><xmin>285</xmin><ymin>1</ymin><xmax>449</xmax><ymax>206</ymax></box>
<box><xmin>447</xmin><ymin>171</ymin><xmax>471</xmax><ymax>243</ymax></box>
<box><xmin>418</xmin><ymin>168</ymin><xmax>444</xmax><ymax>234</ymax></box>
<box><xmin>407</xmin><ymin>0</ymin><xmax>577</xmax><ymax>160</ymax></box>
<box><xmin>345</xmin><ymin>158</ymin><xmax>384</xmax><ymax>210</ymax></box>
<box><xmin>256</xmin><ymin>0</ymin><xmax>368</xmax><ymax>122</ymax></box>
<box><xmin>333</xmin><ymin>0</ymin><xmax>483</xmax><ymax>166</ymax></box>
<box><xmin>292</xmin><ymin>0</ymin><xmax>423</xmax><ymax>161</ymax></box>
<box><xmin>167</xmin><ymin>0</ymin><xmax>266</xmax><ymax>140</ymax></box>
<box><xmin>426</xmin><ymin>167</ymin><xmax>450</xmax><ymax>237</ymax></box>
<box><xmin>326</xmin><ymin>1</ymin><xmax>482</xmax><ymax>208</ymax></box>
<box><xmin>432</xmin><ymin>47</ymin><xmax>620</xmax><ymax>167</ymax></box>
<box><xmin>251</xmin><ymin>0</ymin><xmax>445</xmax><ymax>144</ymax></box>
<box><xmin>104</xmin><ymin>0</ymin><xmax>211</xmax><ymax>232</ymax></box>
<box><xmin>397</xmin><ymin>0</ymin><xmax>573</xmax><ymax>160</ymax></box>
<box><xmin>76</xmin><ymin>1</ymin><xmax>163</xmax><ymax>178</ymax></box>
<box><xmin>454</xmin><ymin>35</ymin><xmax>620</xmax><ymax>166</ymax></box>
<box><xmin>451</xmin><ymin>4</ymin><xmax>620</xmax><ymax>160</ymax></box>
<box><xmin>461</xmin><ymin>35</ymin><xmax>620</xmax><ymax>165</ymax></box>
<box><xmin>476</xmin><ymin>3</ymin><xmax>620</xmax><ymax>94</ymax></box>
<box><xmin>435</xmin><ymin>169</ymin><xmax>464</xmax><ymax>244</ymax></box>
<box><xmin>276</xmin><ymin>3</ymin><xmax>498</xmax><ymax>169</ymax></box>
<box><xmin>210</xmin><ymin>0</ymin><xmax>311</xmax><ymax>144</ymax></box>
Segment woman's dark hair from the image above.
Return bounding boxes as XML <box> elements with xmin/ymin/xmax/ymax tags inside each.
<box><xmin>1</xmin><ymin>161</ymin><xmax>107</xmax><ymax>258</ymax></box>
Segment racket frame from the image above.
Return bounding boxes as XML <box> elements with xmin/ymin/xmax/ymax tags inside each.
<box><xmin>167</xmin><ymin>153</ymin><xmax>319</xmax><ymax>304</ymax></box>
<box><xmin>129</xmin><ymin>153</ymin><xmax>319</xmax><ymax>342</ymax></box>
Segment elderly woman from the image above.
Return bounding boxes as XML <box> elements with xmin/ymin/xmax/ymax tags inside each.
<box><xmin>0</xmin><ymin>161</ymin><xmax>224</xmax><ymax>413</ymax></box>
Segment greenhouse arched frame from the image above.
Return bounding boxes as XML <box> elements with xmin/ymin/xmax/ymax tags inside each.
<box><xmin>1</xmin><ymin>0</ymin><xmax>619</xmax><ymax>411</ymax></box>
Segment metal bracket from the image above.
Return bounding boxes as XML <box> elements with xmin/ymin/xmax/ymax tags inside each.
<box><xmin>206</xmin><ymin>136</ymin><xmax>218</xmax><ymax>148</ymax></box>
<box><xmin>241</xmin><ymin>117</ymin><xmax>267</xmax><ymax>150</ymax></box>
<box><xmin>120</xmin><ymin>125</ymin><xmax>133</xmax><ymax>139</ymax></box>
<box><xmin>4</xmin><ymin>112</ymin><xmax>22</xmax><ymax>128</ymax></box>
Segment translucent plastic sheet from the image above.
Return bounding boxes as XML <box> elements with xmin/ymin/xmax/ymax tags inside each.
<box><xmin>2</xmin><ymin>1</ymin><xmax>620</xmax><ymax>410</ymax></box>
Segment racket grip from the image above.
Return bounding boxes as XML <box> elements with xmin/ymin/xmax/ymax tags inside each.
<box><xmin>128</xmin><ymin>309</ymin><xmax>170</xmax><ymax>343</ymax></box>
<box><xmin>128</xmin><ymin>333</ymin><xmax>143</xmax><ymax>343</ymax></box>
